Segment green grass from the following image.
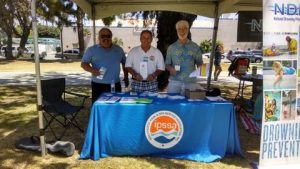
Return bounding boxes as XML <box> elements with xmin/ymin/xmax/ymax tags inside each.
<box><xmin>0</xmin><ymin>84</ymin><xmax>260</xmax><ymax>169</ymax></box>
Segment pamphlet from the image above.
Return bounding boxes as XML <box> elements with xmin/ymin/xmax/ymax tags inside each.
<box><xmin>119</xmin><ymin>97</ymin><xmax>138</xmax><ymax>103</ymax></box>
<box><xmin>140</xmin><ymin>62</ymin><xmax>148</xmax><ymax>80</ymax></box>
<box><xmin>206</xmin><ymin>96</ymin><xmax>227</xmax><ymax>101</ymax></box>
<box><xmin>106</xmin><ymin>96</ymin><xmax>121</xmax><ymax>103</ymax></box>
<box><xmin>96</xmin><ymin>97</ymin><xmax>110</xmax><ymax>103</ymax></box>
<box><xmin>134</xmin><ymin>98</ymin><xmax>152</xmax><ymax>104</ymax></box>
<box><xmin>97</xmin><ymin>67</ymin><xmax>107</xmax><ymax>80</ymax></box>
<box><xmin>189</xmin><ymin>68</ymin><xmax>200</xmax><ymax>78</ymax></box>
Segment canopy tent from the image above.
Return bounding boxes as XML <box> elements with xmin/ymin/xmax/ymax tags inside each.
<box><xmin>73</xmin><ymin>0</ymin><xmax>261</xmax><ymax>19</ymax></box>
<box><xmin>72</xmin><ymin>0</ymin><xmax>262</xmax><ymax>89</ymax></box>
<box><xmin>31</xmin><ymin>0</ymin><xmax>262</xmax><ymax>156</ymax></box>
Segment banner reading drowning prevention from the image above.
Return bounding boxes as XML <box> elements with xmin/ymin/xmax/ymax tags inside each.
<box><xmin>261</xmin><ymin>0</ymin><xmax>300</xmax><ymax>168</ymax></box>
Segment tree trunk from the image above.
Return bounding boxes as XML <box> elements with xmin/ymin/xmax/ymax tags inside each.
<box><xmin>77</xmin><ymin>8</ymin><xmax>85</xmax><ymax>58</ymax></box>
<box><xmin>17</xmin><ymin>26</ymin><xmax>31</xmax><ymax>57</ymax></box>
<box><xmin>156</xmin><ymin>12</ymin><xmax>197</xmax><ymax>91</ymax></box>
<box><xmin>5</xmin><ymin>33</ymin><xmax>14</xmax><ymax>59</ymax></box>
<box><xmin>60</xmin><ymin>28</ymin><xmax>64</xmax><ymax>59</ymax></box>
<box><xmin>19</xmin><ymin>27</ymin><xmax>30</xmax><ymax>49</ymax></box>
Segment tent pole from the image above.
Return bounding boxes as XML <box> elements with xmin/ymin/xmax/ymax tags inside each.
<box><xmin>31</xmin><ymin>0</ymin><xmax>46</xmax><ymax>156</ymax></box>
<box><xmin>207</xmin><ymin>1</ymin><xmax>220</xmax><ymax>90</ymax></box>
<box><xmin>92</xmin><ymin>3</ymin><xmax>96</xmax><ymax>45</ymax></box>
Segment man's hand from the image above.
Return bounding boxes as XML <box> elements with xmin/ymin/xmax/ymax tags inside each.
<box><xmin>134</xmin><ymin>74</ymin><xmax>143</xmax><ymax>81</ymax></box>
<box><xmin>123</xmin><ymin>77</ymin><xmax>129</xmax><ymax>87</ymax></box>
<box><xmin>169</xmin><ymin>67</ymin><xmax>177</xmax><ymax>76</ymax></box>
<box><xmin>91</xmin><ymin>68</ymin><xmax>100</xmax><ymax>76</ymax></box>
<box><xmin>146</xmin><ymin>74</ymin><xmax>155</xmax><ymax>81</ymax></box>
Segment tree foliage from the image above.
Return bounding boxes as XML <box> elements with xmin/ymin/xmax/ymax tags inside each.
<box><xmin>102</xmin><ymin>16</ymin><xmax>115</xmax><ymax>26</ymax></box>
<box><xmin>112</xmin><ymin>37</ymin><xmax>123</xmax><ymax>47</ymax></box>
<box><xmin>200</xmin><ymin>39</ymin><xmax>224</xmax><ymax>53</ymax></box>
<box><xmin>36</xmin><ymin>25</ymin><xmax>60</xmax><ymax>38</ymax></box>
<box><xmin>0</xmin><ymin>0</ymin><xmax>75</xmax><ymax>59</ymax></box>
<box><xmin>0</xmin><ymin>0</ymin><xmax>17</xmax><ymax>59</ymax></box>
<box><xmin>84</xmin><ymin>28</ymin><xmax>91</xmax><ymax>36</ymax></box>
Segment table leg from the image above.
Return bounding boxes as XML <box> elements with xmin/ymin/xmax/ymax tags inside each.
<box><xmin>235</xmin><ymin>80</ymin><xmax>242</xmax><ymax>100</ymax></box>
<box><xmin>241</xmin><ymin>80</ymin><xmax>245</xmax><ymax>98</ymax></box>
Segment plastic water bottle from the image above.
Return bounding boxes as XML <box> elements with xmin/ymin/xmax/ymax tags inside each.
<box><xmin>111</xmin><ymin>80</ymin><xmax>115</xmax><ymax>93</ymax></box>
<box><xmin>180</xmin><ymin>83</ymin><xmax>185</xmax><ymax>96</ymax></box>
<box><xmin>121</xmin><ymin>80</ymin><xmax>126</xmax><ymax>93</ymax></box>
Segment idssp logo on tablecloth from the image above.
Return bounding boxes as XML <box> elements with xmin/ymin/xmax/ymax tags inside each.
<box><xmin>145</xmin><ymin>110</ymin><xmax>184</xmax><ymax>149</ymax></box>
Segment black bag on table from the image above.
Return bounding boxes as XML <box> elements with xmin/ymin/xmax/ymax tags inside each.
<box><xmin>206</xmin><ymin>88</ymin><xmax>221</xmax><ymax>96</ymax></box>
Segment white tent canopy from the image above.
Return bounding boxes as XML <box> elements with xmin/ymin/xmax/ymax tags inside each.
<box><xmin>31</xmin><ymin>0</ymin><xmax>262</xmax><ymax>156</ymax></box>
<box><xmin>72</xmin><ymin>0</ymin><xmax>262</xmax><ymax>89</ymax></box>
<box><xmin>73</xmin><ymin>0</ymin><xmax>261</xmax><ymax>19</ymax></box>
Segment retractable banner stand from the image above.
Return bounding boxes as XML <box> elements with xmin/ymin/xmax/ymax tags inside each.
<box><xmin>260</xmin><ymin>0</ymin><xmax>300</xmax><ymax>168</ymax></box>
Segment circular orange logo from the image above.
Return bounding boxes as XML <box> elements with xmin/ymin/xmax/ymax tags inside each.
<box><xmin>145</xmin><ymin>110</ymin><xmax>184</xmax><ymax>149</ymax></box>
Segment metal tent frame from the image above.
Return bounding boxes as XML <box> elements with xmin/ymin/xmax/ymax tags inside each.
<box><xmin>31</xmin><ymin>0</ymin><xmax>261</xmax><ymax>156</ymax></box>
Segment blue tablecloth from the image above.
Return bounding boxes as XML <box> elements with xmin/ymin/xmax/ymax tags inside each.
<box><xmin>80</xmin><ymin>93</ymin><xmax>243</xmax><ymax>162</ymax></box>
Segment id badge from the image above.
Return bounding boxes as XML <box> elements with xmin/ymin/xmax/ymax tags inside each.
<box><xmin>175</xmin><ymin>65</ymin><xmax>181</xmax><ymax>71</ymax></box>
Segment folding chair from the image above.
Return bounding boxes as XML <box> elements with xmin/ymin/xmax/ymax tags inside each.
<box><xmin>228</xmin><ymin>57</ymin><xmax>250</xmax><ymax>76</ymax></box>
<box><xmin>41</xmin><ymin>78</ymin><xmax>89</xmax><ymax>140</ymax></box>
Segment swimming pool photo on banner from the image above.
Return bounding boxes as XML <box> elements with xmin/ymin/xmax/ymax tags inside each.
<box><xmin>264</xmin><ymin>90</ymin><xmax>281</xmax><ymax>122</ymax></box>
<box><xmin>263</xmin><ymin>32</ymin><xmax>298</xmax><ymax>60</ymax></box>
<box><xmin>281</xmin><ymin>90</ymin><xmax>297</xmax><ymax>121</ymax></box>
<box><xmin>263</xmin><ymin>60</ymin><xmax>297</xmax><ymax>90</ymax></box>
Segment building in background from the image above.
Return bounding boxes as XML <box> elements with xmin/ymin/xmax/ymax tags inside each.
<box><xmin>62</xmin><ymin>18</ymin><xmax>261</xmax><ymax>54</ymax></box>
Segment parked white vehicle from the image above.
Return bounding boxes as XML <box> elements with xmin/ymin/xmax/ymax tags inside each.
<box><xmin>27</xmin><ymin>44</ymin><xmax>47</xmax><ymax>59</ymax></box>
<box><xmin>0</xmin><ymin>45</ymin><xmax>19</xmax><ymax>57</ymax></box>
<box><xmin>55</xmin><ymin>48</ymin><xmax>80</xmax><ymax>59</ymax></box>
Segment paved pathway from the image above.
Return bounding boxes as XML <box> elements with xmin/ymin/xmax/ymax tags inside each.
<box><xmin>0</xmin><ymin>71</ymin><xmax>246</xmax><ymax>86</ymax></box>
<box><xmin>0</xmin><ymin>71</ymin><xmax>91</xmax><ymax>86</ymax></box>
<box><xmin>0</xmin><ymin>55</ymin><xmax>261</xmax><ymax>86</ymax></box>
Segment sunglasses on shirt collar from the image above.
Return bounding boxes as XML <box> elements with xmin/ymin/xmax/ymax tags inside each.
<box><xmin>100</xmin><ymin>35</ymin><xmax>112</xmax><ymax>39</ymax></box>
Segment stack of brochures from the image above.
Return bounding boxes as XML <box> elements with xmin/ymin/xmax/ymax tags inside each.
<box><xmin>119</xmin><ymin>97</ymin><xmax>138</xmax><ymax>103</ymax></box>
<box><xmin>206</xmin><ymin>96</ymin><xmax>227</xmax><ymax>101</ymax></box>
<box><xmin>96</xmin><ymin>96</ymin><xmax>121</xmax><ymax>103</ymax></box>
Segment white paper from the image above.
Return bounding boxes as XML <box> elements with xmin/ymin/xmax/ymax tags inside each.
<box><xmin>206</xmin><ymin>96</ymin><xmax>227</xmax><ymax>101</ymax></box>
<box><xmin>168</xmin><ymin>95</ymin><xmax>185</xmax><ymax>100</ymax></box>
<box><xmin>119</xmin><ymin>97</ymin><xmax>138</xmax><ymax>103</ymax></box>
<box><xmin>175</xmin><ymin>65</ymin><xmax>180</xmax><ymax>71</ymax></box>
<box><xmin>97</xmin><ymin>67</ymin><xmax>107</xmax><ymax>80</ymax></box>
<box><xmin>140</xmin><ymin>62</ymin><xmax>148</xmax><ymax>80</ymax></box>
<box><xmin>105</xmin><ymin>96</ymin><xmax>121</xmax><ymax>103</ymax></box>
<box><xmin>96</xmin><ymin>97</ymin><xmax>110</xmax><ymax>103</ymax></box>
<box><xmin>189</xmin><ymin>68</ymin><xmax>200</xmax><ymax>78</ymax></box>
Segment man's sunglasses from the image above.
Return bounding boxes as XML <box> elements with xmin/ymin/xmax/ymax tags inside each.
<box><xmin>100</xmin><ymin>35</ymin><xmax>112</xmax><ymax>39</ymax></box>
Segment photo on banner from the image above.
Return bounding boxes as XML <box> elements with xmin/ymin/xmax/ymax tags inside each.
<box><xmin>261</xmin><ymin>0</ymin><xmax>300</xmax><ymax>168</ymax></box>
<box><xmin>263</xmin><ymin>60</ymin><xmax>297</xmax><ymax>90</ymax></box>
<box><xmin>263</xmin><ymin>32</ymin><xmax>298</xmax><ymax>60</ymax></box>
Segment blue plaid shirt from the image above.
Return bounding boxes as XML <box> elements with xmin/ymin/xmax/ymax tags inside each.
<box><xmin>165</xmin><ymin>40</ymin><xmax>203</xmax><ymax>82</ymax></box>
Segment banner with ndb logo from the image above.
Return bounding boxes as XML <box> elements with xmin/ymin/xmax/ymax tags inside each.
<box><xmin>261</xmin><ymin>0</ymin><xmax>300</xmax><ymax>168</ymax></box>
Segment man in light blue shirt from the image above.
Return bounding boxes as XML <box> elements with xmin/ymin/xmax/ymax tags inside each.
<box><xmin>81</xmin><ymin>28</ymin><xmax>128</xmax><ymax>103</ymax></box>
<box><xmin>165</xmin><ymin>20</ymin><xmax>203</xmax><ymax>93</ymax></box>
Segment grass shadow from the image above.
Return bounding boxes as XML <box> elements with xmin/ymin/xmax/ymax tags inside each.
<box><xmin>0</xmin><ymin>85</ymin><xmax>260</xmax><ymax>169</ymax></box>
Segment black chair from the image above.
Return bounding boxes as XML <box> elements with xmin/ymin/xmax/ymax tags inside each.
<box><xmin>41</xmin><ymin>78</ymin><xmax>89</xmax><ymax>140</ymax></box>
